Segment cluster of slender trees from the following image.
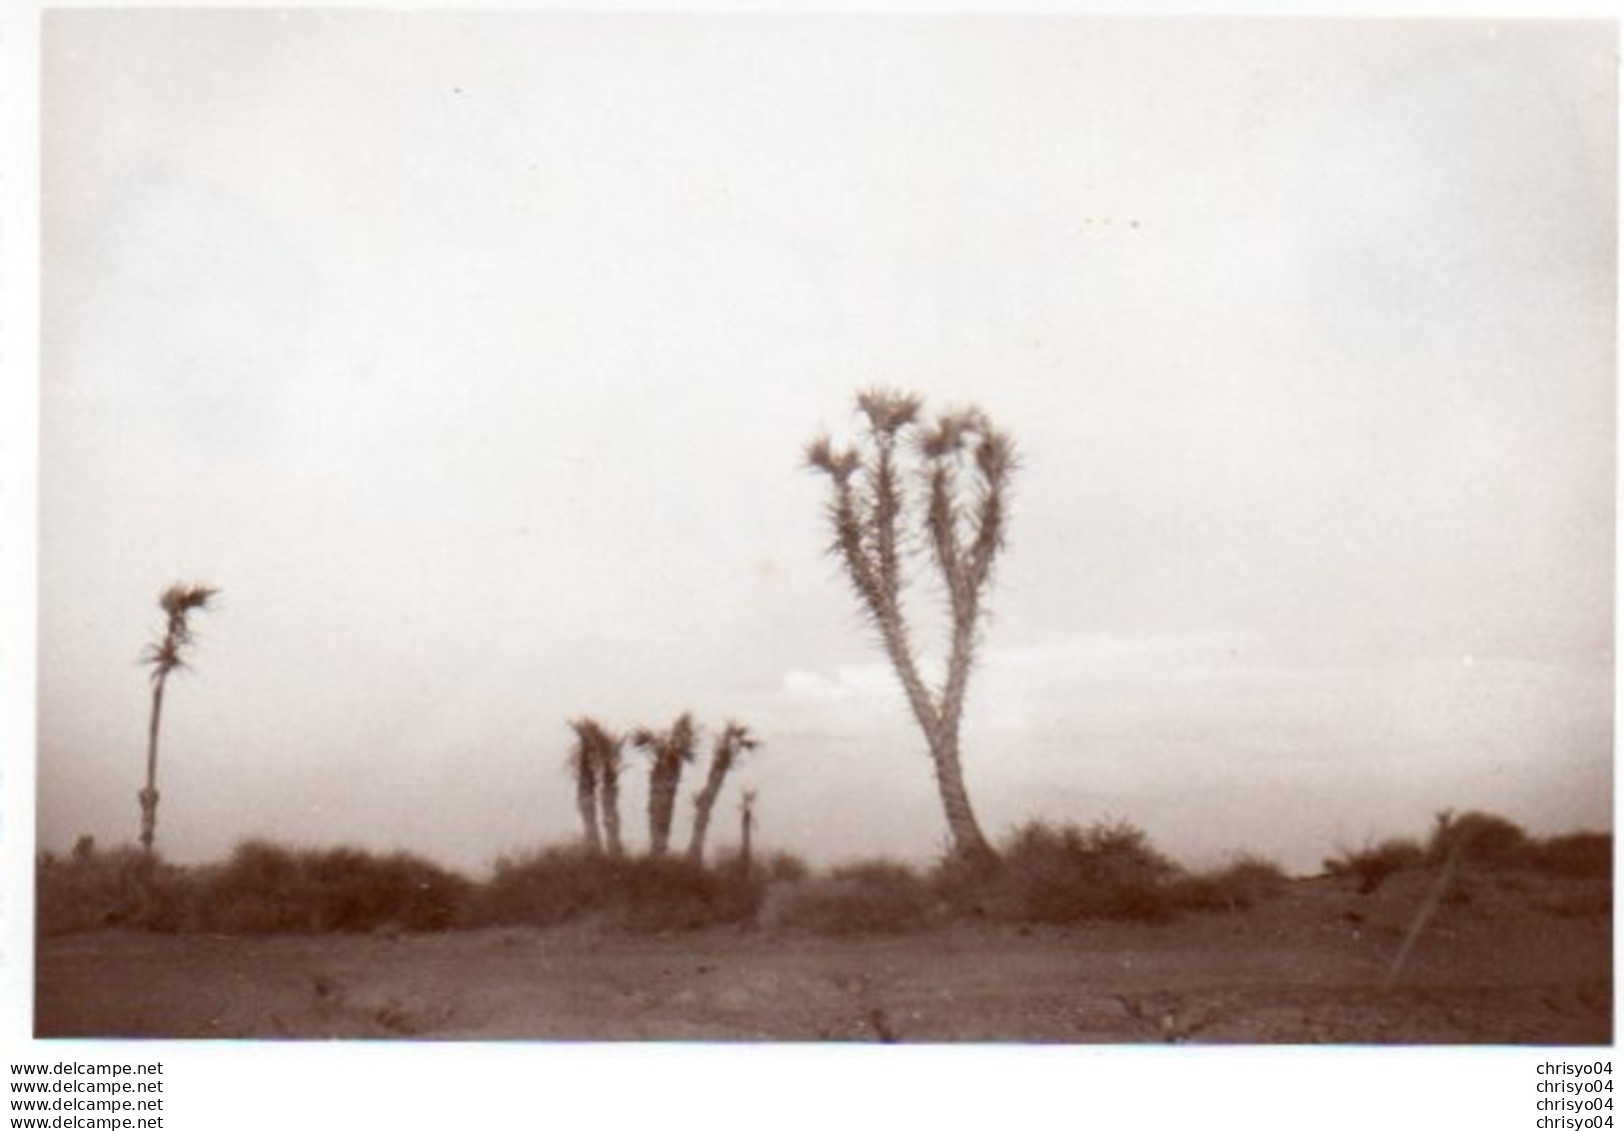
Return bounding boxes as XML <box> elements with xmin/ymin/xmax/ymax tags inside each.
<box><xmin>565</xmin><ymin>713</ymin><xmax>759</xmax><ymax>866</ymax></box>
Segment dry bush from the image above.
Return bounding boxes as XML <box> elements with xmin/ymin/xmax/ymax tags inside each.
<box><xmin>1325</xmin><ymin>815</ymin><xmax>1607</xmax><ymax>897</ymax></box>
<box><xmin>467</xmin><ymin>848</ymin><xmax>759</xmax><ymax>932</ymax></box>
<box><xmin>199</xmin><ymin>840</ymin><xmax>471</xmax><ymax>934</ymax></box>
<box><xmin>36</xmin><ymin>840</ymin><xmax>217</xmax><ymax>936</ymax></box>
<box><xmin>708</xmin><ymin>847</ymin><xmax>811</xmax><ymax>884</ymax></box>
<box><xmin>611</xmin><ymin>855</ymin><xmax>760</xmax><ymax>931</ymax></box>
<box><xmin>1323</xmin><ymin>838</ymin><xmax>1426</xmax><ymax>894</ymax></box>
<box><xmin>760</xmin><ymin>850</ymin><xmax>812</xmax><ymax>884</ymax></box>
<box><xmin>1531</xmin><ymin>832</ymin><xmax>1611</xmax><ymax>879</ymax></box>
<box><xmin>1427</xmin><ymin>811</ymin><xmax>1531</xmax><ymax>867</ymax></box>
<box><xmin>939</xmin><ymin>819</ymin><xmax>1179</xmax><ymax>924</ymax></box>
<box><xmin>465</xmin><ymin>846</ymin><xmax>610</xmax><ymax>928</ymax></box>
<box><xmin>1169</xmin><ymin>853</ymin><xmax>1290</xmax><ymax>912</ymax></box>
<box><xmin>765</xmin><ymin>858</ymin><xmax>934</xmax><ymax>934</ymax></box>
<box><xmin>37</xmin><ymin>844</ymin><xmax>154</xmax><ymax>935</ymax></box>
<box><xmin>1005</xmin><ymin>819</ymin><xmax>1178</xmax><ymax>923</ymax></box>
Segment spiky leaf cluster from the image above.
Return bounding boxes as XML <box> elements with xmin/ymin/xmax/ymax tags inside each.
<box><xmin>631</xmin><ymin>712</ymin><xmax>700</xmax><ymax>857</ymax></box>
<box><xmin>142</xmin><ymin>583</ymin><xmax>219</xmax><ymax>683</ymax></box>
<box><xmin>805</xmin><ymin>388</ymin><xmax>1016</xmax><ymax>705</ymax></box>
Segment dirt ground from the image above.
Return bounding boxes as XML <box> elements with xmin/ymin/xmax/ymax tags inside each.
<box><xmin>35</xmin><ymin>872</ymin><xmax>1610</xmax><ymax>1044</ymax></box>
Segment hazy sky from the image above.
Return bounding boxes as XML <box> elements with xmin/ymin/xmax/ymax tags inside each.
<box><xmin>37</xmin><ymin>12</ymin><xmax>1614</xmax><ymax>876</ymax></box>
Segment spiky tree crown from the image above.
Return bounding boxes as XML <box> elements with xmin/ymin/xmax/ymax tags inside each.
<box><xmin>698</xmin><ymin>720</ymin><xmax>758</xmax><ymax>790</ymax></box>
<box><xmin>143</xmin><ymin>583</ymin><xmax>219</xmax><ymax>682</ymax></box>
<box><xmin>806</xmin><ymin>388</ymin><xmax>1017</xmax><ymax>639</ymax></box>
<box><xmin>714</xmin><ymin>720</ymin><xmax>758</xmax><ymax>765</ymax></box>
<box><xmin>631</xmin><ymin>712</ymin><xmax>698</xmax><ymax>766</ymax></box>
<box><xmin>566</xmin><ymin>719</ymin><xmax>603</xmax><ymax>780</ymax></box>
<box><xmin>633</xmin><ymin>711</ymin><xmax>701</xmax><ymax>855</ymax></box>
<box><xmin>567</xmin><ymin>717</ymin><xmax>623</xmax><ymax>771</ymax></box>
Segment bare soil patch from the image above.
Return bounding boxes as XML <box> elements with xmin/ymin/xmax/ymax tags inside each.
<box><xmin>36</xmin><ymin>873</ymin><xmax>1609</xmax><ymax>1043</ymax></box>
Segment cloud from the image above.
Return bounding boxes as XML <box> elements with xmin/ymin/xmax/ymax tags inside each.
<box><xmin>776</xmin><ymin>664</ymin><xmax>897</xmax><ymax>704</ymax></box>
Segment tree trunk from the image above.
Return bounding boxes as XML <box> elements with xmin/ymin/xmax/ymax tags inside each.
<box><xmin>686</xmin><ymin>804</ymin><xmax>713</xmax><ymax>865</ymax></box>
<box><xmin>648</xmin><ymin>757</ymin><xmax>680</xmax><ymax>857</ymax></box>
<box><xmin>686</xmin><ymin>752</ymin><xmax>733</xmax><ymax>865</ymax></box>
<box><xmin>600</xmin><ymin>760</ymin><xmax>624</xmax><ymax>858</ymax></box>
<box><xmin>139</xmin><ymin>678</ymin><xmax>166</xmax><ymax>854</ymax></box>
<box><xmin>926</xmin><ymin>728</ymin><xmax>997</xmax><ymax>868</ymax></box>
<box><xmin>872</xmin><ymin>596</ymin><xmax>995</xmax><ymax>864</ymax></box>
<box><xmin>575</xmin><ymin>766</ymin><xmax>603</xmax><ymax>854</ymax></box>
<box><xmin>931</xmin><ymin>610</ymin><xmax>996</xmax><ymax>866</ymax></box>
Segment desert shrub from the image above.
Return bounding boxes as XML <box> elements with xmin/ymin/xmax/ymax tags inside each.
<box><xmin>708</xmin><ymin>847</ymin><xmax>811</xmax><ymax>885</ymax></box>
<box><xmin>1169</xmin><ymin>853</ymin><xmax>1289</xmax><ymax>912</ymax></box>
<box><xmin>1010</xmin><ymin>820</ymin><xmax>1177</xmax><ymax>923</ymax></box>
<box><xmin>612</xmin><ymin>856</ymin><xmax>760</xmax><ymax>931</ymax></box>
<box><xmin>829</xmin><ymin>859</ymin><xmax>926</xmax><ymax>886</ymax></box>
<box><xmin>942</xmin><ymin>819</ymin><xmax>1178</xmax><ymax>924</ymax></box>
<box><xmin>37</xmin><ymin>844</ymin><xmax>154</xmax><ymax>935</ymax></box>
<box><xmin>36</xmin><ymin>841</ymin><xmax>218</xmax><ymax>935</ymax></box>
<box><xmin>1531</xmin><ymin>832</ymin><xmax>1611</xmax><ymax>879</ymax></box>
<box><xmin>1427</xmin><ymin>810</ymin><xmax>1531</xmax><ymax>866</ymax></box>
<box><xmin>467</xmin><ymin>848</ymin><xmax>759</xmax><ymax>932</ymax></box>
<box><xmin>1323</xmin><ymin>838</ymin><xmax>1425</xmax><ymax>894</ymax></box>
<box><xmin>1324</xmin><ymin>838</ymin><xmax>1423</xmax><ymax>891</ymax></box>
<box><xmin>766</xmin><ymin>858</ymin><xmax>934</xmax><ymax>933</ymax></box>
<box><xmin>133</xmin><ymin>863</ymin><xmax>217</xmax><ymax>933</ymax></box>
<box><xmin>199</xmin><ymin>840</ymin><xmax>471</xmax><ymax>934</ymax></box>
<box><xmin>465</xmin><ymin>846</ymin><xmax>616</xmax><ymax>928</ymax></box>
<box><xmin>761</xmin><ymin>850</ymin><xmax>811</xmax><ymax>884</ymax></box>
<box><xmin>313</xmin><ymin>847</ymin><xmax>470</xmax><ymax>931</ymax></box>
<box><xmin>1083</xmin><ymin>819</ymin><xmax>1172</xmax><ymax>868</ymax></box>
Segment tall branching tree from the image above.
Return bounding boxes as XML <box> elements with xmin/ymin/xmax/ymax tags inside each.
<box><xmin>630</xmin><ymin>712</ymin><xmax>698</xmax><ymax>858</ymax></box>
<box><xmin>138</xmin><ymin>582</ymin><xmax>219</xmax><ymax>855</ymax></box>
<box><xmin>807</xmin><ymin>389</ymin><xmax>1015</xmax><ymax>867</ymax></box>
<box><xmin>686</xmin><ymin>721</ymin><xmax>758</xmax><ymax>864</ymax></box>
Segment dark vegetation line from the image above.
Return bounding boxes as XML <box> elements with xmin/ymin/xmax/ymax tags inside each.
<box><xmin>38</xmin><ymin>810</ymin><xmax>1609</xmax><ymax>939</ymax></box>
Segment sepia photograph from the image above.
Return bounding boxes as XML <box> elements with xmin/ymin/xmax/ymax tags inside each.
<box><xmin>7</xmin><ymin>3</ymin><xmax>1617</xmax><ymax>1123</ymax></box>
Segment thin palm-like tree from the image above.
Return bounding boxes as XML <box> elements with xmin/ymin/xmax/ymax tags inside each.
<box><xmin>739</xmin><ymin>789</ymin><xmax>758</xmax><ymax>879</ymax></box>
<box><xmin>565</xmin><ymin>718</ymin><xmax>627</xmax><ymax>857</ymax></box>
<box><xmin>630</xmin><ymin>712</ymin><xmax>698</xmax><ymax>858</ymax></box>
<box><xmin>595</xmin><ymin>726</ymin><xmax>627</xmax><ymax>858</ymax></box>
<box><xmin>138</xmin><ymin>582</ymin><xmax>219</xmax><ymax>855</ymax></box>
<box><xmin>686</xmin><ymin>721</ymin><xmax>759</xmax><ymax>864</ymax></box>
<box><xmin>565</xmin><ymin>719</ymin><xmax>605</xmax><ymax>854</ymax></box>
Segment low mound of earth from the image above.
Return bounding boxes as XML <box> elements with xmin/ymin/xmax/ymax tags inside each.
<box><xmin>35</xmin><ymin>871</ymin><xmax>1609</xmax><ymax>1043</ymax></box>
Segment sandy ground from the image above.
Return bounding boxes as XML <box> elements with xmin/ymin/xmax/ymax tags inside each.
<box><xmin>35</xmin><ymin>872</ymin><xmax>1610</xmax><ymax>1043</ymax></box>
